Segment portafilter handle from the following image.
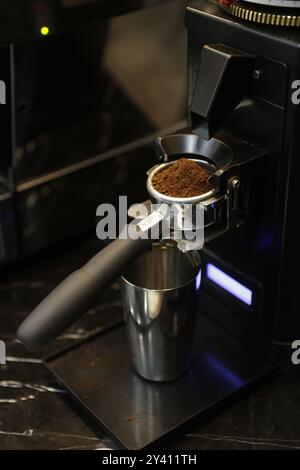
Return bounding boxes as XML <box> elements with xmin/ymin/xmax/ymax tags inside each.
<box><xmin>17</xmin><ymin>226</ymin><xmax>151</xmax><ymax>351</ymax></box>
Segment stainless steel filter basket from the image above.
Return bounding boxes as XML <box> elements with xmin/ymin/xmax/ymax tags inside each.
<box><xmin>121</xmin><ymin>242</ymin><xmax>201</xmax><ymax>382</ymax></box>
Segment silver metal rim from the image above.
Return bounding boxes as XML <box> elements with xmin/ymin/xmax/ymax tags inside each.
<box><xmin>121</xmin><ymin>242</ymin><xmax>199</xmax><ymax>291</ymax></box>
<box><xmin>120</xmin><ymin>273</ymin><xmax>198</xmax><ymax>292</ymax></box>
<box><xmin>147</xmin><ymin>159</ymin><xmax>216</xmax><ymax>204</ymax></box>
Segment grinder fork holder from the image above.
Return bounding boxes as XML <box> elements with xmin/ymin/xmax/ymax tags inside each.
<box><xmin>131</xmin><ymin>132</ymin><xmax>265</xmax><ymax>254</ymax></box>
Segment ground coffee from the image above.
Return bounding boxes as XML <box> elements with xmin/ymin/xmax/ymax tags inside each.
<box><xmin>152</xmin><ymin>158</ymin><xmax>212</xmax><ymax>198</ymax></box>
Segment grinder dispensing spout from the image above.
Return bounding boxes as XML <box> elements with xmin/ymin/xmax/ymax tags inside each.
<box><xmin>190</xmin><ymin>44</ymin><xmax>254</xmax><ymax>140</ymax></box>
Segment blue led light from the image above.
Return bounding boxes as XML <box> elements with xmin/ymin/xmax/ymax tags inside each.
<box><xmin>205</xmin><ymin>353</ymin><xmax>245</xmax><ymax>387</ymax></box>
<box><xmin>195</xmin><ymin>269</ymin><xmax>202</xmax><ymax>290</ymax></box>
<box><xmin>206</xmin><ymin>263</ymin><xmax>253</xmax><ymax>306</ymax></box>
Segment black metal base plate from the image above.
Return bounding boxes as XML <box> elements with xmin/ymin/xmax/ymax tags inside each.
<box><xmin>45</xmin><ymin>316</ymin><xmax>274</xmax><ymax>450</ymax></box>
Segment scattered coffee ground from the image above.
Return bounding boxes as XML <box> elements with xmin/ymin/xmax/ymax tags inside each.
<box><xmin>152</xmin><ymin>158</ymin><xmax>212</xmax><ymax>198</ymax></box>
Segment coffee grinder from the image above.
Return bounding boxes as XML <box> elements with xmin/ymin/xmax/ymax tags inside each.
<box><xmin>184</xmin><ymin>0</ymin><xmax>300</xmax><ymax>361</ymax></box>
<box><xmin>16</xmin><ymin>0</ymin><xmax>299</xmax><ymax>449</ymax></box>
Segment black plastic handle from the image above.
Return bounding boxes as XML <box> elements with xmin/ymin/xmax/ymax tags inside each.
<box><xmin>17</xmin><ymin>233</ymin><xmax>151</xmax><ymax>351</ymax></box>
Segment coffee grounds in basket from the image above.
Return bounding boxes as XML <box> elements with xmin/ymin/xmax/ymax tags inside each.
<box><xmin>152</xmin><ymin>158</ymin><xmax>212</xmax><ymax>198</ymax></box>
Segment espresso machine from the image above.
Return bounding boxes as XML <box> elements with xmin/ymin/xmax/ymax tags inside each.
<box><xmin>17</xmin><ymin>0</ymin><xmax>300</xmax><ymax>450</ymax></box>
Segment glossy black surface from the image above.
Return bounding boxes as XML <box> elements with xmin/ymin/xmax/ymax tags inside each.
<box><xmin>46</xmin><ymin>317</ymin><xmax>273</xmax><ymax>449</ymax></box>
<box><xmin>0</xmin><ymin>235</ymin><xmax>300</xmax><ymax>450</ymax></box>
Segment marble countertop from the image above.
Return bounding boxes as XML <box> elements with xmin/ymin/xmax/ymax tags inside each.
<box><xmin>0</xmin><ymin>236</ymin><xmax>300</xmax><ymax>450</ymax></box>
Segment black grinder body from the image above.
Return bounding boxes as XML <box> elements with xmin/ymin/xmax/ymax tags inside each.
<box><xmin>186</xmin><ymin>0</ymin><xmax>300</xmax><ymax>358</ymax></box>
